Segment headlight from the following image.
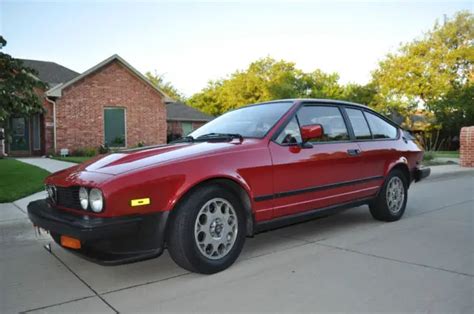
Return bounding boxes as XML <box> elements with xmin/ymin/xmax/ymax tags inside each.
<box><xmin>79</xmin><ymin>187</ymin><xmax>89</xmax><ymax>210</ymax></box>
<box><xmin>89</xmin><ymin>188</ymin><xmax>104</xmax><ymax>213</ymax></box>
<box><xmin>46</xmin><ymin>185</ymin><xmax>56</xmax><ymax>203</ymax></box>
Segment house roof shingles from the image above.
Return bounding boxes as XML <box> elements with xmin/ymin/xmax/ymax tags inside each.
<box><xmin>19</xmin><ymin>59</ymin><xmax>79</xmax><ymax>86</ymax></box>
<box><xmin>166</xmin><ymin>102</ymin><xmax>213</xmax><ymax>122</ymax></box>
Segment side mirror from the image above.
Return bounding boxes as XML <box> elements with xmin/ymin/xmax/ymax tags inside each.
<box><xmin>301</xmin><ymin>124</ymin><xmax>323</xmax><ymax>143</ymax></box>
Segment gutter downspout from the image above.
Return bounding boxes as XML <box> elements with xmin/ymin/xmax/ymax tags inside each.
<box><xmin>45</xmin><ymin>97</ymin><xmax>57</xmax><ymax>154</ymax></box>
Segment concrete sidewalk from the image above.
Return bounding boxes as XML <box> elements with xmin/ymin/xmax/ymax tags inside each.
<box><xmin>434</xmin><ymin>157</ymin><xmax>459</xmax><ymax>164</ymax></box>
<box><xmin>15</xmin><ymin>157</ymin><xmax>76</xmax><ymax>173</ymax></box>
<box><xmin>427</xmin><ymin>163</ymin><xmax>474</xmax><ymax>180</ymax></box>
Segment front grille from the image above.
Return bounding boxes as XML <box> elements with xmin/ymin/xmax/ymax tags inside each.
<box><xmin>56</xmin><ymin>186</ymin><xmax>81</xmax><ymax>210</ymax></box>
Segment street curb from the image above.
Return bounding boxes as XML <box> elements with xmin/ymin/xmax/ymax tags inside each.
<box><xmin>424</xmin><ymin>168</ymin><xmax>474</xmax><ymax>182</ymax></box>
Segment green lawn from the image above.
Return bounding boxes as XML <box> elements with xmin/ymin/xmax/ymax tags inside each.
<box><xmin>431</xmin><ymin>151</ymin><xmax>460</xmax><ymax>158</ymax></box>
<box><xmin>52</xmin><ymin>156</ymin><xmax>92</xmax><ymax>164</ymax></box>
<box><xmin>0</xmin><ymin>159</ymin><xmax>50</xmax><ymax>203</ymax></box>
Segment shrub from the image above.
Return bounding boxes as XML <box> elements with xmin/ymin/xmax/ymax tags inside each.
<box><xmin>73</xmin><ymin>148</ymin><xmax>86</xmax><ymax>157</ymax></box>
<box><xmin>111</xmin><ymin>136</ymin><xmax>125</xmax><ymax>147</ymax></box>
<box><xmin>423</xmin><ymin>151</ymin><xmax>435</xmax><ymax>161</ymax></box>
<box><xmin>72</xmin><ymin>147</ymin><xmax>97</xmax><ymax>157</ymax></box>
<box><xmin>83</xmin><ymin>147</ymin><xmax>97</xmax><ymax>157</ymax></box>
<box><xmin>99</xmin><ymin>144</ymin><xmax>110</xmax><ymax>154</ymax></box>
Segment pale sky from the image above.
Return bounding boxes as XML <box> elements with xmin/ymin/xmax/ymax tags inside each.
<box><xmin>1</xmin><ymin>1</ymin><xmax>472</xmax><ymax>96</ymax></box>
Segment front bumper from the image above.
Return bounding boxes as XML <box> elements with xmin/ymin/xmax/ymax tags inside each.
<box><xmin>414</xmin><ymin>167</ymin><xmax>431</xmax><ymax>182</ymax></box>
<box><xmin>27</xmin><ymin>199</ymin><xmax>169</xmax><ymax>265</ymax></box>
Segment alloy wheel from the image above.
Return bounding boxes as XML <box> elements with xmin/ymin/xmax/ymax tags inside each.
<box><xmin>194</xmin><ymin>198</ymin><xmax>238</xmax><ymax>260</ymax></box>
<box><xmin>386</xmin><ymin>176</ymin><xmax>405</xmax><ymax>214</ymax></box>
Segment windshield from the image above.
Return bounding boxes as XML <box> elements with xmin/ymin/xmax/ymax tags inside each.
<box><xmin>189</xmin><ymin>102</ymin><xmax>294</xmax><ymax>139</ymax></box>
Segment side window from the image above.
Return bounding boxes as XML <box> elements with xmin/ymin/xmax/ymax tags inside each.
<box><xmin>297</xmin><ymin>106</ymin><xmax>349</xmax><ymax>142</ymax></box>
<box><xmin>345</xmin><ymin>108</ymin><xmax>372</xmax><ymax>140</ymax></box>
<box><xmin>364</xmin><ymin>112</ymin><xmax>398</xmax><ymax>139</ymax></box>
<box><xmin>275</xmin><ymin>117</ymin><xmax>302</xmax><ymax>144</ymax></box>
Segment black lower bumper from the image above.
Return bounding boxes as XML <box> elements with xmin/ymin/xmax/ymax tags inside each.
<box><xmin>414</xmin><ymin>167</ymin><xmax>431</xmax><ymax>182</ymax></box>
<box><xmin>27</xmin><ymin>199</ymin><xmax>169</xmax><ymax>265</ymax></box>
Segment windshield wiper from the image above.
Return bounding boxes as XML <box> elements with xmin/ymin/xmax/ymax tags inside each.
<box><xmin>195</xmin><ymin>133</ymin><xmax>244</xmax><ymax>142</ymax></box>
<box><xmin>170</xmin><ymin>135</ymin><xmax>194</xmax><ymax>144</ymax></box>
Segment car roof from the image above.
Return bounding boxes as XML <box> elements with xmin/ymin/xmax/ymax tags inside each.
<box><xmin>261</xmin><ymin>98</ymin><xmax>370</xmax><ymax>109</ymax></box>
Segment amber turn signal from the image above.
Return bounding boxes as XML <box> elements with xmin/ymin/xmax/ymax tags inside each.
<box><xmin>60</xmin><ymin>235</ymin><xmax>81</xmax><ymax>249</ymax></box>
<box><xmin>131</xmin><ymin>198</ymin><xmax>150</xmax><ymax>207</ymax></box>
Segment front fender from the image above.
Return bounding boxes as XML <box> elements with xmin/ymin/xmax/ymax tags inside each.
<box><xmin>167</xmin><ymin>172</ymin><xmax>254</xmax><ymax>213</ymax></box>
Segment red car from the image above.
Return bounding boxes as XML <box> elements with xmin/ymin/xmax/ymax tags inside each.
<box><xmin>28</xmin><ymin>99</ymin><xmax>430</xmax><ymax>274</ymax></box>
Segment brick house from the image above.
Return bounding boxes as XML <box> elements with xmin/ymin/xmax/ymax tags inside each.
<box><xmin>6</xmin><ymin>55</ymin><xmax>211</xmax><ymax>156</ymax></box>
<box><xmin>166</xmin><ymin>102</ymin><xmax>213</xmax><ymax>142</ymax></box>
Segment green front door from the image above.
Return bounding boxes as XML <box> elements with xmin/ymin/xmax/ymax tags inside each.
<box><xmin>104</xmin><ymin>108</ymin><xmax>126</xmax><ymax>147</ymax></box>
<box><xmin>10</xmin><ymin>117</ymin><xmax>30</xmax><ymax>151</ymax></box>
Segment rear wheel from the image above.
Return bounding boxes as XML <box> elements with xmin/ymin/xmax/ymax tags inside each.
<box><xmin>369</xmin><ymin>169</ymin><xmax>408</xmax><ymax>222</ymax></box>
<box><xmin>167</xmin><ymin>184</ymin><xmax>246</xmax><ymax>274</ymax></box>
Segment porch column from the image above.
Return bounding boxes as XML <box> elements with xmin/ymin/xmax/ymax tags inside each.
<box><xmin>0</xmin><ymin>128</ymin><xmax>5</xmax><ymax>157</ymax></box>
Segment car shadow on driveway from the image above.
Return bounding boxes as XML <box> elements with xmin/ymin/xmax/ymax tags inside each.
<box><xmin>48</xmin><ymin>205</ymin><xmax>379</xmax><ymax>294</ymax></box>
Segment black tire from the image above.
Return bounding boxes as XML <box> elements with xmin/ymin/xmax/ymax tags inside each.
<box><xmin>167</xmin><ymin>184</ymin><xmax>246</xmax><ymax>274</ymax></box>
<box><xmin>369</xmin><ymin>169</ymin><xmax>408</xmax><ymax>222</ymax></box>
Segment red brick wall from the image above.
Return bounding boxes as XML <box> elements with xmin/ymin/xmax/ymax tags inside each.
<box><xmin>55</xmin><ymin>61</ymin><xmax>166</xmax><ymax>153</ymax></box>
<box><xmin>460</xmin><ymin>126</ymin><xmax>474</xmax><ymax>167</ymax></box>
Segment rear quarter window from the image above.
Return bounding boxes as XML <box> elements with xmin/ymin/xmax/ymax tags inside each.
<box><xmin>346</xmin><ymin>108</ymin><xmax>372</xmax><ymax>140</ymax></box>
<box><xmin>364</xmin><ymin>111</ymin><xmax>398</xmax><ymax>139</ymax></box>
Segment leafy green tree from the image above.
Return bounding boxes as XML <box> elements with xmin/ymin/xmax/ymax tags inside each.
<box><xmin>145</xmin><ymin>71</ymin><xmax>185</xmax><ymax>102</ymax></box>
<box><xmin>340</xmin><ymin>83</ymin><xmax>377</xmax><ymax>107</ymax></box>
<box><xmin>303</xmin><ymin>70</ymin><xmax>345</xmax><ymax>99</ymax></box>
<box><xmin>0</xmin><ymin>36</ymin><xmax>45</xmax><ymax>124</ymax></box>
<box><xmin>371</xmin><ymin>11</ymin><xmax>473</xmax><ymax>134</ymax></box>
<box><xmin>189</xmin><ymin>57</ymin><xmax>355</xmax><ymax>115</ymax></box>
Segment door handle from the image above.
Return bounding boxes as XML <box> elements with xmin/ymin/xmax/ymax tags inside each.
<box><xmin>347</xmin><ymin>149</ymin><xmax>361</xmax><ymax>156</ymax></box>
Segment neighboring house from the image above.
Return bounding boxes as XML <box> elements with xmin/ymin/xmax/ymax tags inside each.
<box><xmin>8</xmin><ymin>59</ymin><xmax>79</xmax><ymax>156</ymax></box>
<box><xmin>6</xmin><ymin>55</ymin><xmax>210</xmax><ymax>156</ymax></box>
<box><xmin>166</xmin><ymin>102</ymin><xmax>213</xmax><ymax>142</ymax></box>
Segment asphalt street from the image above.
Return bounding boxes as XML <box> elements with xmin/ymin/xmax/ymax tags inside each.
<box><xmin>1</xmin><ymin>170</ymin><xmax>473</xmax><ymax>313</ymax></box>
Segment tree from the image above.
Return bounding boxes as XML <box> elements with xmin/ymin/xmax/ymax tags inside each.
<box><xmin>371</xmin><ymin>11</ymin><xmax>473</xmax><ymax>137</ymax></box>
<box><xmin>145</xmin><ymin>71</ymin><xmax>185</xmax><ymax>102</ymax></box>
<box><xmin>303</xmin><ymin>70</ymin><xmax>345</xmax><ymax>99</ymax></box>
<box><xmin>340</xmin><ymin>83</ymin><xmax>377</xmax><ymax>107</ymax></box>
<box><xmin>0</xmin><ymin>36</ymin><xmax>46</xmax><ymax>124</ymax></box>
<box><xmin>188</xmin><ymin>57</ymin><xmax>356</xmax><ymax>115</ymax></box>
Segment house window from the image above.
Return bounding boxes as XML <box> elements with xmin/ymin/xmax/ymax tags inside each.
<box><xmin>32</xmin><ymin>114</ymin><xmax>41</xmax><ymax>150</ymax></box>
<box><xmin>104</xmin><ymin>108</ymin><xmax>126</xmax><ymax>147</ymax></box>
<box><xmin>181</xmin><ymin>122</ymin><xmax>193</xmax><ymax>136</ymax></box>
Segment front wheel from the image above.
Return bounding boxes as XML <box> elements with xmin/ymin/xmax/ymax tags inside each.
<box><xmin>369</xmin><ymin>170</ymin><xmax>408</xmax><ymax>222</ymax></box>
<box><xmin>167</xmin><ymin>184</ymin><xmax>246</xmax><ymax>274</ymax></box>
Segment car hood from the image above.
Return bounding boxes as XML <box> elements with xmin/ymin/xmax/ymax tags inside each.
<box><xmin>74</xmin><ymin>140</ymin><xmax>256</xmax><ymax>176</ymax></box>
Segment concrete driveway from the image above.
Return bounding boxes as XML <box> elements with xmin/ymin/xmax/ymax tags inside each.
<box><xmin>1</xmin><ymin>170</ymin><xmax>473</xmax><ymax>313</ymax></box>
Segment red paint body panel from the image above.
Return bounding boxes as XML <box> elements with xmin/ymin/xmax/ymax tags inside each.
<box><xmin>44</xmin><ymin>100</ymin><xmax>425</xmax><ymax>225</ymax></box>
<box><xmin>268</xmin><ymin>141</ymin><xmax>377</xmax><ymax>218</ymax></box>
